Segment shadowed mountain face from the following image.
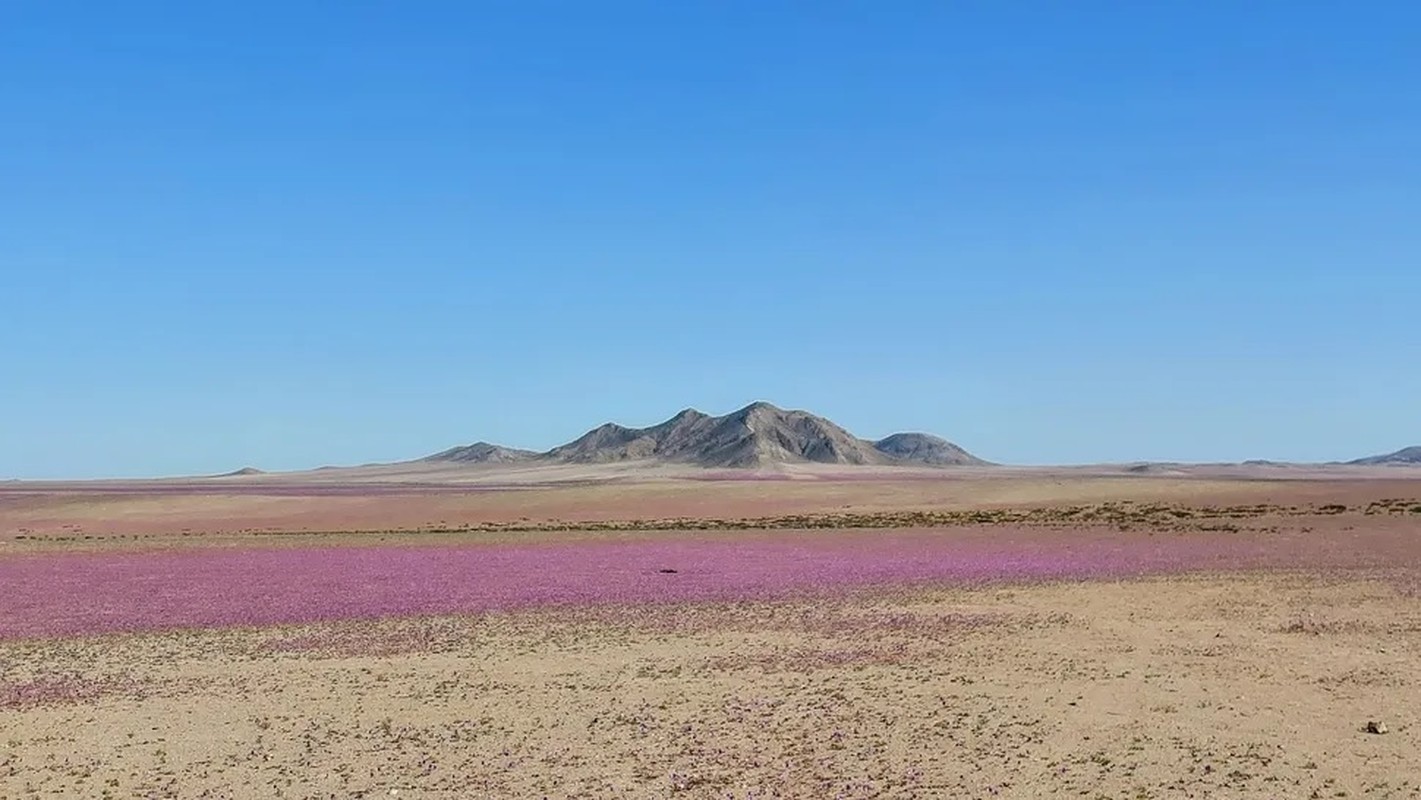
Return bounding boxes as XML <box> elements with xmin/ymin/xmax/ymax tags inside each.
<box><xmin>547</xmin><ymin>402</ymin><xmax>889</xmax><ymax>467</ymax></box>
<box><xmin>872</xmin><ymin>432</ymin><xmax>988</xmax><ymax>466</ymax></box>
<box><xmin>422</xmin><ymin>442</ymin><xmax>540</xmax><ymax>464</ymax></box>
<box><xmin>1350</xmin><ymin>446</ymin><xmax>1421</xmax><ymax>466</ymax></box>
<box><xmin>216</xmin><ymin>467</ymin><xmax>266</xmax><ymax>477</ymax></box>
<box><xmin>425</xmin><ymin>402</ymin><xmax>988</xmax><ymax>468</ymax></box>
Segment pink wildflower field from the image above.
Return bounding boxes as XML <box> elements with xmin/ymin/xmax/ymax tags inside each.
<box><xmin>3</xmin><ymin>521</ymin><xmax>1412</xmax><ymax>640</ymax></box>
<box><xmin>3</xmin><ymin>488</ymin><xmax>1420</xmax><ymax>798</ymax></box>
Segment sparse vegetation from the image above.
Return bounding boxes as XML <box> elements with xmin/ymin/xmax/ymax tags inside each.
<box><xmin>200</xmin><ymin>499</ymin><xmax>1418</xmax><ymax>538</ymax></box>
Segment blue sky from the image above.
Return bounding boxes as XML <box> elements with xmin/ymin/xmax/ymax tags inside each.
<box><xmin>3</xmin><ymin>2</ymin><xmax>1418</xmax><ymax>478</ymax></box>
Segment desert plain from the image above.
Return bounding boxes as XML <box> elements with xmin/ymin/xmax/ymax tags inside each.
<box><xmin>2</xmin><ymin>462</ymin><xmax>1420</xmax><ymax>798</ymax></box>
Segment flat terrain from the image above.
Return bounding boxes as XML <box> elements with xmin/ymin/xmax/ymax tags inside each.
<box><xmin>4</xmin><ymin>462</ymin><xmax>1419</xmax><ymax>540</ymax></box>
<box><xmin>4</xmin><ymin>574</ymin><xmax>1419</xmax><ymax>798</ymax></box>
<box><xmin>2</xmin><ymin>467</ymin><xmax>1419</xmax><ymax>798</ymax></box>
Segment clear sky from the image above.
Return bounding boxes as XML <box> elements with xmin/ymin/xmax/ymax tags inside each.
<box><xmin>3</xmin><ymin>2</ymin><xmax>1418</xmax><ymax>478</ymax></box>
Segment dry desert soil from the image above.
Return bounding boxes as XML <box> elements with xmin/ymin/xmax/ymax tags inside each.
<box><xmin>2</xmin><ymin>466</ymin><xmax>1420</xmax><ymax>798</ymax></box>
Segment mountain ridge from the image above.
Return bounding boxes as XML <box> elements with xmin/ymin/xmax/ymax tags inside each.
<box><xmin>422</xmin><ymin>442</ymin><xmax>540</xmax><ymax>464</ymax></box>
<box><xmin>425</xmin><ymin>402</ymin><xmax>989</xmax><ymax>468</ymax></box>
<box><xmin>1349</xmin><ymin>446</ymin><xmax>1421</xmax><ymax>466</ymax></box>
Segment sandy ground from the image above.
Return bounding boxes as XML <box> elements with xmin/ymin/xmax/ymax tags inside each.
<box><xmin>5</xmin><ymin>467</ymin><xmax>1421</xmax><ymax>538</ymax></box>
<box><xmin>2</xmin><ymin>470</ymin><xmax>1419</xmax><ymax>797</ymax></box>
<box><xmin>2</xmin><ymin>572</ymin><xmax>1418</xmax><ymax>798</ymax></box>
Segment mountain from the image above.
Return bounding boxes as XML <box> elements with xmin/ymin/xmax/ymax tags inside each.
<box><xmin>872</xmin><ymin>432</ymin><xmax>987</xmax><ymax>466</ymax></box>
<box><xmin>423</xmin><ymin>402</ymin><xmax>987</xmax><ymax>468</ymax></box>
<box><xmin>542</xmin><ymin>402</ymin><xmax>878</xmax><ymax>467</ymax></box>
<box><xmin>423</xmin><ymin>442</ymin><xmax>538</xmax><ymax>464</ymax></box>
<box><xmin>1349</xmin><ymin>446</ymin><xmax>1421</xmax><ymax>466</ymax></box>
<box><xmin>210</xmin><ymin>467</ymin><xmax>265</xmax><ymax>477</ymax></box>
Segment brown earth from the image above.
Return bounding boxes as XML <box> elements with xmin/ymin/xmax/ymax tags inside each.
<box><xmin>4</xmin><ymin>466</ymin><xmax>1420</xmax><ymax>541</ymax></box>
<box><xmin>2</xmin><ymin>573</ymin><xmax>1418</xmax><ymax>798</ymax></box>
<box><xmin>2</xmin><ymin>470</ymin><xmax>1420</xmax><ymax>798</ymax></box>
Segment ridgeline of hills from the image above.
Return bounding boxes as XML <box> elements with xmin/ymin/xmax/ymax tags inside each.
<box><xmin>1348</xmin><ymin>446</ymin><xmax>1421</xmax><ymax>466</ymax></box>
<box><xmin>8</xmin><ymin>403</ymin><xmax>1417</xmax><ymax>481</ymax></box>
<box><xmin>423</xmin><ymin>401</ymin><xmax>988</xmax><ymax>469</ymax></box>
<box><xmin>419</xmin><ymin>400</ymin><xmax>1421</xmax><ymax>472</ymax></box>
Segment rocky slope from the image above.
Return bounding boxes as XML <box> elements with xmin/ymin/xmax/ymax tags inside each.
<box><xmin>425</xmin><ymin>402</ymin><xmax>988</xmax><ymax>468</ymax></box>
<box><xmin>1349</xmin><ymin>446</ymin><xmax>1421</xmax><ymax>466</ymax></box>
<box><xmin>422</xmin><ymin>442</ymin><xmax>539</xmax><ymax>464</ymax></box>
<box><xmin>871</xmin><ymin>432</ymin><xmax>985</xmax><ymax>466</ymax></box>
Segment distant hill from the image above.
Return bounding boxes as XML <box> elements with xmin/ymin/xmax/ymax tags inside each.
<box><xmin>422</xmin><ymin>442</ymin><xmax>539</xmax><ymax>464</ymax></box>
<box><xmin>872</xmin><ymin>432</ymin><xmax>985</xmax><ymax>466</ymax></box>
<box><xmin>1349</xmin><ymin>446</ymin><xmax>1421</xmax><ymax>466</ymax></box>
<box><xmin>423</xmin><ymin>402</ymin><xmax>988</xmax><ymax>468</ymax></box>
<box><xmin>213</xmin><ymin>467</ymin><xmax>265</xmax><ymax>477</ymax></box>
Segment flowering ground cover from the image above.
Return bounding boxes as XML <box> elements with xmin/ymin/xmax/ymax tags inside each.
<box><xmin>4</xmin><ymin>479</ymin><xmax>1420</xmax><ymax>797</ymax></box>
<box><xmin>2</xmin><ymin>573</ymin><xmax>1418</xmax><ymax>798</ymax></box>
<box><xmin>3</xmin><ymin>520</ymin><xmax>1413</xmax><ymax>640</ymax></box>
